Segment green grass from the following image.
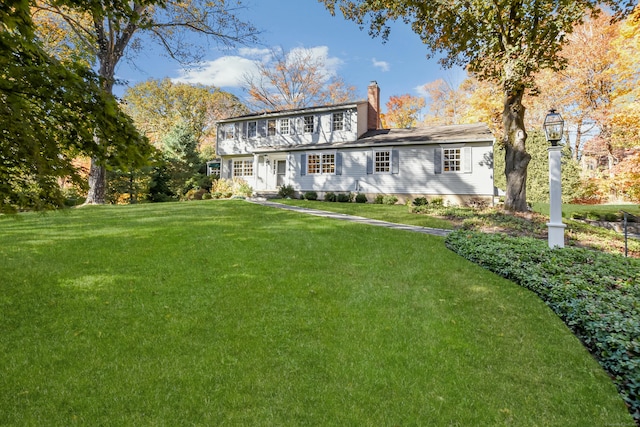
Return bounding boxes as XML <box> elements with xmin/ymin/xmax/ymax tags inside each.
<box><xmin>0</xmin><ymin>201</ymin><xmax>633</xmax><ymax>426</ymax></box>
<box><xmin>277</xmin><ymin>198</ymin><xmax>455</xmax><ymax>229</ymax></box>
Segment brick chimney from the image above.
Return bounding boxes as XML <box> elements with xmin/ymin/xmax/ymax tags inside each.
<box><xmin>367</xmin><ymin>81</ymin><xmax>381</xmax><ymax>131</ymax></box>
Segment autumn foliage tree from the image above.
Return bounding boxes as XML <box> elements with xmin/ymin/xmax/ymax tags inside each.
<box><xmin>242</xmin><ymin>47</ymin><xmax>357</xmax><ymax>111</ymax></box>
<box><xmin>384</xmin><ymin>94</ymin><xmax>425</xmax><ymax>128</ymax></box>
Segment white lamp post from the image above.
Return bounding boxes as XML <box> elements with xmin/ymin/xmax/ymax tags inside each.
<box><xmin>543</xmin><ymin>109</ymin><xmax>566</xmax><ymax>248</ymax></box>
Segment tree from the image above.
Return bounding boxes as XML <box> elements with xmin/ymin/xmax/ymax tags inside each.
<box><xmin>421</xmin><ymin>79</ymin><xmax>469</xmax><ymax>126</ymax></box>
<box><xmin>384</xmin><ymin>94</ymin><xmax>425</xmax><ymax>128</ymax></box>
<box><xmin>242</xmin><ymin>47</ymin><xmax>357</xmax><ymax>111</ymax></box>
<box><xmin>1</xmin><ymin>0</ymin><xmax>150</xmax><ymax>213</ymax></box>
<box><xmin>122</xmin><ymin>78</ymin><xmax>248</xmax><ymax>155</ymax></box>
<box><xmin>321</xmin><ymin>0</ymin><xmax>616</xmax><ymax>211</ymax></box>
<box><xmin>35</xmin><ymin>0</ymin><xmax>259</xmax><ymax>204</ymax></box>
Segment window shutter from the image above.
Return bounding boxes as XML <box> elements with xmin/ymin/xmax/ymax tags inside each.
<box><xmin>227</xmin><ymin>160</ymin><xmax>233</xmax><ymax>178</ymax></box>
<box><xmin>434</xmin><ymin>148</ymin><xmax>442</xmax><ymax>174</ymax></box>
<box><xmin>300</xmin><ymin>154</ymin><xmax>307</xmax><ymax>176</ymax></box>
<box><xmin>366</xmin><ymin>151</ymin><xmax>373</xmax><ymax>174</ymax></box>
<box><xmin>391</xmin><ymin>149</ymin><xmax>399</xmax><ymax>174</ymax></box>
<box><xmin>463</xmin><ymin>147</ymin><xmax>472</xmax><ymax>173</ymax></box>
<box><xmin>259</xmin><ymin>120</ymin><xmax>266</xmax><ymax>137</ymax></box>
<box><xmin>335</xmin><ymin>152</ymin><xmax>343</xmax><ymax>175</ymax></box>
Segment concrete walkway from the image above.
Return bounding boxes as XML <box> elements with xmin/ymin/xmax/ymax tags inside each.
<box><xmin>247</xmin><ymin>198</ymin><xmax>452</xmax><ymax>237</ymax></box>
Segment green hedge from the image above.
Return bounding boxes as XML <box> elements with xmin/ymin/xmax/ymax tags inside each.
<box><xmin>445</xmin><ymin>231</ymin><xmax>640</xmax><ymax>421</ymax></box>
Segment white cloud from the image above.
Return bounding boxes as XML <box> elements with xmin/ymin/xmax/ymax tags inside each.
<box><xmin>372</xmin><ymin>58</ymin><xmax>390</xmax><ymax>72</ymax></box>
<box><xmin>173</xmin><ymin>56</ymin><xmax>259</xmax><ymax>87</ymax></box>
<box><xmin>415</xmin><ymin>83</ymin><xmax>429</xmax><ymax>98</ymax></box>
<box><xmin>172</xmin><ymin>45</ymin><xmax>343</xmax><ymax>89</ymax></box>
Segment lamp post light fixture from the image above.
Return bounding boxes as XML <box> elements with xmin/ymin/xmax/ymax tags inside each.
<box><xmin>543</xmin><ymin>109</ymin><xmax>566</xmax><ymax>248</ymax></box>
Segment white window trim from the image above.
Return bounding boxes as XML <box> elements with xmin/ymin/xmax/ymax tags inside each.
<box><xmin>331</xmin><ymin>112</ymin><xmax>345</xmax><ymax>132</ymax></box>
<box><xmin>247</xmin><ymin>121</ymin><xmax>258</xmax><ymax>139</ymax></box>
<box><xmin>439</xmin><ymin>144</ymin><xmax>471</xmax><ymax>174</ymax></box>
<box><xmin>233</xmin><ymin>159</ymin><xmax>254</xmax><ymax>177</ymax></box>
<box><xmin>306</xmin><ymin>151</ymin><xmax>337</xmax><ymax>175</ymax></box>
<box><xmin>373</xmin><ymin>149</ymin><xmax>392</xmax><ymax>174</ymax></box>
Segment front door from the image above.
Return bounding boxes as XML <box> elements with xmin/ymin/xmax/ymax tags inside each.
<box><xmin>276</xmin><ymin>160</ymin><xmax>286</xmax><ymax>187</ymax></box>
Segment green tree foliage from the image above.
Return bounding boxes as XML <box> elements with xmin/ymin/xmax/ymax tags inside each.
<box><xmin>122</xmin><ymin>78</ymin><xmax>248</xmax><ymax>156</ymax></box>
<box><xmin>320</xmin><ymin>0</ymin><xmax>619</xmax><ymax>211</ymax></box>
<box><xmin>34</xmin><ymin>0</ymin><xmax>259</xmax><ymax>204</ymax></box>
<box><xmin>495</xmin><ymin>131</ymin><xmax>584</xmax><ymax>204</ymax></box>
<box><xmin>0</xmin><ymin>0</ymin><xmax>151</xmax><ymax>213</ymax></box>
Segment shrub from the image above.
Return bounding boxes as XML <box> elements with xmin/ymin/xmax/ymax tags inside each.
<box><xmin>202</xmin><ymin>192</ymin><xmax>212</xmax><ymax>200</ymax></box>
<box><xmin>412</xmin><ymin>197</ymin><xmax>428</xmax><ymax>206</ymax></box>
<box><xmin>355</xmin><ymin>193</ymin><xmax>368</xmax><ymax>204</ymax></box>
<box><xmin>570</xmin><ymin>212</ymin><xmax>586</xmax><ymax>220</ymax></box>
<box><xmin>604</xmin><ymin>212</ymin><xmax>621</xmax><ymax>222</ymax></box>
<box><xmin>303</xmin><ymin>191</ymin><xmax>318</xmax><ymax>201</ymax></box>
<box><xmin>232</xmin><ymin>178</ymin><xmax>253</xmax><ymax>198</ymax></box>
<box><xmin>430</xmin><ymin>197</ymin><xmax>444</xmax><ymax>206</ymax></box>
<box><xmin>278</xmin><ymin>184</ymin><xmax>295</xmax><ymax>199</ymax></box>
<box><xmin>324</xmin><ymin>192</ymin><xmax>337</xmax><ymax>202</ymax></box>
<box><xmin>586</xmin><ymin>211</ymin><xmax>602</xmax><ymax>221</ymax></box>
<box><xmin>382</xmin><ymin>195</ymin><xmax>398</xmax><ymax>205</ymax></box>
<box><xmin>337</xmin><ymin>193</ymin><xmax>351</xmax><ymax>203</ymax></box>
<box><xmin>445</xmin><ymin>230</ymin><xmax>640</xmax><ymax>423</ymax></box>
<box><xmin>374</xmin><ymin>194</ymin><xmax>384</xmax><ymax>204</ymax></box>
<box><xmin>210</xmin><ymin>179</ymin><xmax>233</xmax><ymax>198</ymax></box>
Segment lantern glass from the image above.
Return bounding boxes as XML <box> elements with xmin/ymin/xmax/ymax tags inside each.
<box><xmin>544</xmin><ymin>109</ymin><xmax>564</xmax><ymax>145</ymax></box>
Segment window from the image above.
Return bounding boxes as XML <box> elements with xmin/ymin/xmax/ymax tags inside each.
<box><xmin>322</xmin><ymin>154</ymin><xmax>335</xmax><ymax>174</ymax></box>
<box><xmin>332</xmin><ymin>112</ymin><xmax>344</xmax><ymax>131</ymax></box>
<box><xmin>233</xmin><ymin>159</ymin><xmax>253</xmax><ymax>177</ymax></box>
<box><xmin>220</xmin><ymin>123</ymin><xmax>235</xmax><ymax>140</ymax></box>
<box><xmin>279</xmin><ymin>118</ymin><xmax>290</xmax><ymax>135</ymax></box>
<box><xmin>374</xmin><ymin>150</ymin><xmax>391</xmax><ymax>173</ymax></box>
<box><xmin>307</xmin><ymin>154</ymin><xmax>320</xmax><ymax>174</ymax></box>
<box><xmin>267</xmin><ymin>119</ymin><xmax>276</xmax><ymax>136</ymax></box>
<box><xmin>443</xmin><ymin>148</ymin><xmax>461</xmax><ymax>172</ymax></box>
<box><xmin>306</xmin><ymin>152</ymin><xmax>336</xmax><ymax>175</ymax></box>
<box><xmin>303</xmin><ymin>115</ymin><xmax>315</xmax><ymax>133</ymax></box>
<box><xmin>247</xmin><ymin>121</ymin><xmax>257</xmax><ymax>138</ymax></box>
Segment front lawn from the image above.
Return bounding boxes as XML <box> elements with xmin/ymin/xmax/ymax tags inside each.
<box><xmin>0</xmin><ymin>201</ymin><xmax>633</xmax><ymax>425</ymax></box>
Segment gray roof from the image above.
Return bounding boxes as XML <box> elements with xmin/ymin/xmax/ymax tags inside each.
<box><xmin>253</xmin><ymin>123</ymin><xmax>494</xmax><ymax>153</ymax></box>
<box><xmin>216</xmin><ymin>101</ymin><xmax>365</xmax><ymax>124</ymax></box>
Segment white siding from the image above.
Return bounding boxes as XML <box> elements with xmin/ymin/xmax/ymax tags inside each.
<box><xmin>289</xmin><ymin>143</ymin><xmax>494</xmax><ymax>197</ymax></box>
<box><xmin>217</xmin><ymin>108</ymin><xmax>359</xmax><ymax>156</ymax></box>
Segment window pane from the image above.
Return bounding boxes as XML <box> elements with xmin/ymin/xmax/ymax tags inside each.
<box><xmin>244</xmin><ymin>160</ymin><xmax>254</xmax><ymax>176</ymax></box>
<box><xmin>308</xmin><ymin>154</ymin><xmax>320</xmax><ymax>174</ymax></box>
<box><xmin>279</xmin><ymin>119</ymin><xmax>289</xmax><ymax>135</ymax></box>
<box><xmin>248</xmin><ymin>122</ymin><xmax>257</xmax><ymax>138</ymax></box>
<box><xmin>267</xmin><ymin>120</ymin><xmax>276</xmax><ymax>136</ymax></box>
<box><xmin>375</xmin><ymin>151</ymin><xmax>390</xmax><ymax>173</ymax></box>
<box><xmin>304</xmin><ymin>116</ymin><xmax>314</xmax><ymax>133</ymax></box>
<box><xmin>322</xmin><ymin>154</ymin><xmax>335</xmax><ymax>174</ymax></box>
<box><xmin>332</xmin><ymin>113</ymin><xmax>344</xmax><ymax>131</ymax></box>
<box><xmin>444</xmin><ymin>148</ymin><xmax>461</xmax><ymax>172</ymax></box>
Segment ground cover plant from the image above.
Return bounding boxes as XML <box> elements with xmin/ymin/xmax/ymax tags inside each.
<box><xmin>0</xmin><ymin>201</ymin><xmax>633</xmax><ymax>425</ymax></box>
<box><xmin>445</xmin><ymin>231</ymin><xmax>640</xmax><ymax>422</ymax></box>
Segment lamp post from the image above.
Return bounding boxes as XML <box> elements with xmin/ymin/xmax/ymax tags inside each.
<box><xmin>543</xmin><ymin>109</ymin><xmax>566</xmax><ymax>248</ymax></box>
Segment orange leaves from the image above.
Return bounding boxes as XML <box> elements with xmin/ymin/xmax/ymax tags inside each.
<box><xmin>384</xmin><ymin>93</ymin><xmax>425</xmax><ymax>128</ymax></box>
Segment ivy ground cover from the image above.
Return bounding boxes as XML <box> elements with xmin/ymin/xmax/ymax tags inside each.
<box><xmin>0</xmin><ymin>201</ymin><xmax>633</xmax><ymax>425</ymax></box>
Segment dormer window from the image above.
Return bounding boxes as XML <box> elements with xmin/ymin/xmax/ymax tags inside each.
<box><xmin>332</xmin><ymin>112</ymin><xmax>344</xmax><ymax>131</ymax></box>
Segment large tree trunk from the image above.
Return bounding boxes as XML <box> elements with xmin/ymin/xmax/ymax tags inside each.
<box><xmin>85</xmin><ymin>159</ymin><xmax>107</xmax><ymax>204</ymax></box>
<box><xmin>502</xmin><ymin>88</ymin><xmax>531</xmax><ymax>212</ymax></box>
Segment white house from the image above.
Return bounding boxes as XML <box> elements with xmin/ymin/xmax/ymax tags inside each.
<box><xmin>215</xmin><ymin>81</ymin><xmax>495</xmax><ymax>204</ymax></box>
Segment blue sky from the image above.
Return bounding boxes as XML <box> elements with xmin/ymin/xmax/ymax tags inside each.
<box><xmin>116</xmin><ymin>0</ymin><xmax>466</xmax><ymax>113</ymax></box>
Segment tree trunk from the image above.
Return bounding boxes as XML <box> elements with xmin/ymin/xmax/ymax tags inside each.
<box><xmin>502</xmin><ymin>88</ymin><xmax>531</xmax><ymax>212</ymax></box>
<box><xmin>85</xmin><ymin>159</ymin><xmax>107</xmax><ymax>204</ymax></box>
